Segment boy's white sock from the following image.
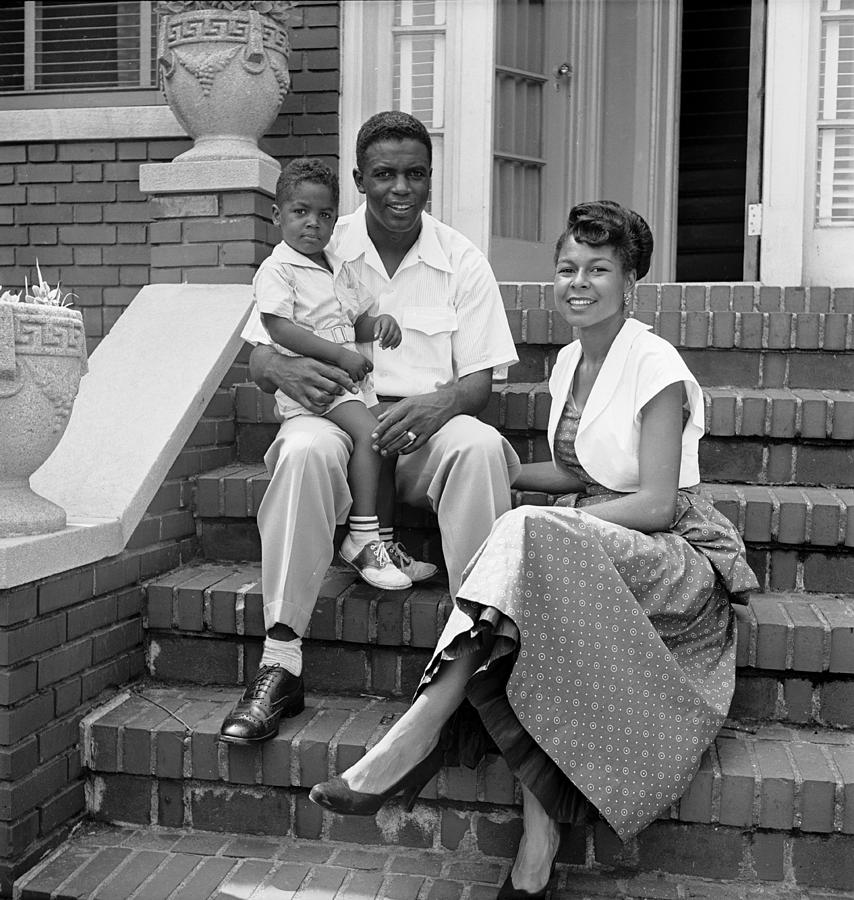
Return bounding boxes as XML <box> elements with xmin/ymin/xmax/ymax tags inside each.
<box><xmin>348</xmin><ymin>515</ymin><xmax>380</xmax><ymax>549</ymax></box>
<box><xmin>379</xmin><ymin>526</ymin><xmax>394</xmax><ymax>547</ymax></box>
<box><xmin>259</xmin><ymin>636</ymin><xmax>302</xmax><ymax>677</ymax></box>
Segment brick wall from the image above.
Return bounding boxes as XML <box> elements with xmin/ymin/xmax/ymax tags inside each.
<box><xmin>0</xmin><ymin>360</ymin><xmax>251</xmax><ymax>893</ymax></box>
<box><xmin>0</xmin><ymin>0</ymin><xmax>339</xmax><ymax>356</ymax></box>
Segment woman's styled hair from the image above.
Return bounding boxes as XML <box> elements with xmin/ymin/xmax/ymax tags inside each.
<box><xmin>355</xmin><ymin>111</ymin><xmax>433</xmax><ymax>171</ymax></box>
<box><xmin>275</xmin><ymin>158</ymin><xmax>339</xmax><ymax>208</ymax></box>
<box><xmin>554</xmin><ymin>200</ymin><xmax>654</xmax><ymax>279</ymax></box>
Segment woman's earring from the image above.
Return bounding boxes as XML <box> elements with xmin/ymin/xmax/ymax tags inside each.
<box><xmin>623</xmin><ymin>289</ymin><xmax>633</xmax><ymax>306</ymax></box>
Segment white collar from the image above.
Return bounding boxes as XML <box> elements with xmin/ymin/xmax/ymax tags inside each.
<box><xmin>335</xmin><ymin>204</ymin><xmax>454</xmax><ymax>276</ymax></box>
<box><xmin>269</xmin><ymin>240</ymin><xmax>340</xmax><ymax>274</ymax></box>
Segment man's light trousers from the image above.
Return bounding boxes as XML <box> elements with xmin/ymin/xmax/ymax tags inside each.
<box><xmin>257</xmin><ymin>412</ymin><xmax>521</xmax><ymax>634</ymax></box>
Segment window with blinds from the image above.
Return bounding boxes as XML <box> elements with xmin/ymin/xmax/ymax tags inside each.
<box><xmin>816</xmin><ymin>0</ymin><xmax>854</xmax><ymax>224</ymax></box>
<box><xmin>392</xmin><ymin>0</ymin><xmax>445</xmax><ymax>214</ymax></box>
<box><xmin>0</xmin><ymin>1</ymin><xmax>157</xmax><ymax>95</ymax></box>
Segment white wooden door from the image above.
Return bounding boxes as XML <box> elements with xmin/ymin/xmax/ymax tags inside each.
<box><xmin>489</xmin><ymin>0</ymin><xmax>574</xmax><ymax>281</ymax></box>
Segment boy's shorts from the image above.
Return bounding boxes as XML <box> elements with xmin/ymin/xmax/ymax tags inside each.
<box><xmin>274</xmin><ymin>340</ymin><xmax>378</xmax><ymax>421</ymax></box>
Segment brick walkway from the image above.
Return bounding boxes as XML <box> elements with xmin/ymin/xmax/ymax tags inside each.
<box><xmin>15</xmin><ymin>822</ymin><xmax>850</xmax><ymax>900</ymax></box>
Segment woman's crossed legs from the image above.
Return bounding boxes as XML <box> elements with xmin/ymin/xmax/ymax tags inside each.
<box><xmin>336</xmin><ymin>646</ymin><xmax>561</xmax><ymax>894</ymax></box>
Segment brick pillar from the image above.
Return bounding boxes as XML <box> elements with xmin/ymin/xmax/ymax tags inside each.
<box><xmin>139</xmin><ymin>160</ymin><xmax>280</xmax><ymax>284</ymax></box>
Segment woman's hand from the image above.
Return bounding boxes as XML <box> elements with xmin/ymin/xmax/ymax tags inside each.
<box><xmin>373</xmin><ymin>314</ymin><xmax>402</xmax><ymax>349</ymax></box>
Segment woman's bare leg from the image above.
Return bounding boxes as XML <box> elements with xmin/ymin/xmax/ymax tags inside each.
<box><xmin>343</xmin><ymin>645</ymin><xmax>488</xmax><ymax>793</ymax></box>
<box><xmin>509</xmin><ymin>784</ymin><xmax>562</xmax><ymax>892</ymax></box>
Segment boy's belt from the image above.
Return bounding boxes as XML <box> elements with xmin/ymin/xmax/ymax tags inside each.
<box><xmin>315</xmin><ymin>324</ymin><xmax>354</xmax><ymax>342</ymax></box>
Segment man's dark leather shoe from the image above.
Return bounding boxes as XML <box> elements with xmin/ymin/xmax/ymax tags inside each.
<box><xmin>219</xmin><ymin>664</ymin><xmax>305</xmax><ymax>745</ymax></box>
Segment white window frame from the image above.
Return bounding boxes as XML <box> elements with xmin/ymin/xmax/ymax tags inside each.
<box><xmin>339</xmin><ymin>0</ymin><xmax>495</xmax><ymax>251</ymax></box>
<box><xmin>0</xmin><ymin>0</ymin><xmax>181</xmax><ymax>143</ymax></box>
<box><xmin>761</xmin><ymin>0</ymin><xmax>854</xmax><ymax>286</ymax></box>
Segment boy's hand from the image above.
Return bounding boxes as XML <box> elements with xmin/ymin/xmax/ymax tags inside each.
<box><xmin>336</xmin><ymin>347</ymin><xmax>373</xmax><ymax>382</ymax></box>
<box><xmin>373</xmin><ymin>314</ymin><xmax>402</xmax><ymax>349</ymax></box>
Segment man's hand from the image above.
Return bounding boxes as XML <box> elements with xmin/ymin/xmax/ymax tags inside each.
<box><xmin>371</xmin><ymin>392</ymin><xmax>451</xmax><ymax>456</ymax></box>
<box><xmin>371</xmin><ymin>370</ymin><xmax>493</xmax><ymax>456</ymax></box>
<box><xmin>373</xmin><ymin>314</ymin><xmax>402</xmax><ymax>349</ymax></box>
<box><xmin>248</xmin><ymin>345</ymin><xmax>357</xmax><ymax>415</ymax></box>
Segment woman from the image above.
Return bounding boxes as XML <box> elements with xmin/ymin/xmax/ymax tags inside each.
<box><xmin>310</xmin><ymin>201</ymin><xmax>758</xmax><ymax>898</ymax></box>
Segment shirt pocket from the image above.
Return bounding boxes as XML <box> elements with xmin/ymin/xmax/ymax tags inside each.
<box><xmin>396</xmin><ymin>307</ymin><xmax>459</xmax><ymax>374</ymax></box>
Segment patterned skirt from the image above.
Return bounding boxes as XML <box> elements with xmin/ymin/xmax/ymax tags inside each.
<box><xmin>418</xmin><ymin>490</ymin><xmax>756</xmax><ymax>841</ymax></box>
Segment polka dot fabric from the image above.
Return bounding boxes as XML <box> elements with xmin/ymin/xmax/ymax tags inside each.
<box><xmin>419</xmin><ymin>406</ymin><xmax>757</xmax><ymax>842</ymax></box>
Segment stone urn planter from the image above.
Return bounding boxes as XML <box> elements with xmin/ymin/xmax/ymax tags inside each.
<box><xmin>156</xmin><ymin>0</ymin><xmax>293</xmax><ymax>165</ymax></box>
<box><xmin>0</xmin><ymin>277</ymin><xmax>87</xmax><ymax>538</ymax></box>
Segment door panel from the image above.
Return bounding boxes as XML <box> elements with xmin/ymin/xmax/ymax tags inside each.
<box><xmin>490</xmin><ymin>0</ymin><xmax>572</xmax><ymax>280</ymax></box>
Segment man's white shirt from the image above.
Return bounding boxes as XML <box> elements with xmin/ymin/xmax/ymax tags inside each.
<box><xmin>242</xmin><ymin>205</ymin><xmax>518</xmax><ymax>397</ymax></box>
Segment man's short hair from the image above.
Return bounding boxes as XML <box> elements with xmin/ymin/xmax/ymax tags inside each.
<box><xmin>275</xmin><ymin>158</ymin><xmax>339</xmax><ymax>208</ymax></box>
<box><xmin>355</xmin><ymin>111</ymin><xmax>432</xmax><ymax>171</ymax></box>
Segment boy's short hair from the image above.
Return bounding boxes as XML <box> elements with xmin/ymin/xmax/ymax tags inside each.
<box><xmin>275</xmin><ymin>158</ymin><xmax>339</xmax><ymax>208</ymax></box>
<box><xmin>355</xmin><ymin>111</ymin><xmax>432</xmax><ymax>171</ymax></box>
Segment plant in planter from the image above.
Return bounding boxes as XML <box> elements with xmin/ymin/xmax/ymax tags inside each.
<box><xmin>156</xmin><ymin>0</ymin><xmax>294</xmax><ymax>165</ymax></box>
<box><xmin>0</xmin><ymin>265</ymin><xmax>88</xmax><ymax>537</ymax></box>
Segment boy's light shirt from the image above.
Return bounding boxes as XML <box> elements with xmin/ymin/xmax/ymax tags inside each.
<box><xmin>252</xmin><ymin>240</ymin><xmax>367</xmax><ymax>352</ymax></box>
<box><xmin>242</xmin><ymin>204</ymin><xmax>518</xmax><ymax>397</ymax></box>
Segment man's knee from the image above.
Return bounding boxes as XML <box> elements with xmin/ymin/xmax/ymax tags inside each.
<box><xmin>440</xmin><ymin>416</ymin><xmax>506</xmax><ymax>462</ymax></box>
<box><xmin>266</xmin><ymin>419</ymin><xmax>350</xmax><ymax>479</ymax></box>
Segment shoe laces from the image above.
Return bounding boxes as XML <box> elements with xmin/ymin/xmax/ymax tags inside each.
<box><xmin>247</xmin><ymin>665</ymin><xmax>282</xmax><ymax>701</ymax></box>
<box><xmin>387</xmin><ymin>541</ymin><xmax>412</xmax><ymax>565</ymax></box>
<box><xmin>371</xmin><ymin>540</ymin><xmax>395</xmax><ymax>568</ymax></box>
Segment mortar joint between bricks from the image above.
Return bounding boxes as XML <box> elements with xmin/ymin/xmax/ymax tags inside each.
<box><xmin>743</xmin><ymin>737</ymin><xmax>763</xmax><ymax>828</ymax></box>
<box><xmin>218</xmin><ymin>735</ymin><xmax>231</xmax><ymax>782</ymax></box>
<box><xmin>708</xmin><ymin>740</ymin><xmax>724</xmax><ymax>824</ymax></box>
<box><xmin>235</xmin><ymin>590</ymin><xmax>246</xmax><ymax>636</ymax></box>
<box><xmin>778</xmin><ymin>596</ymin><xmax>797</xmax><ymax>671</ymax></box>
<box><xmin>819</xmin><ymin>742</ymin><xmax>847</xmax><ymax>833</ymax></box>
<box><xmin>368</xmin><ymin>596</ymin><xmax>380</xmax><ymax>645</ymax></box>
<box><xmin>774</xmin><ymin>680</ymin><xmax>788</xmax><ymax>723</ymax></box>
<box><xmin>847</xmin><ymin>312</ymin><xmax>854</xmax><ymax>350</ymax></box>
<box><xmin>768</xmin><ymin>491</ymin><xmax>782</xmax><ymax>543</ymax></box>
<box><xmin>237</xmin><ymin>641</ymin><xmax>245</xmax><ymax>686</ymax></box>
<box><xmin>828</xmin><ymin>489</ymin><xmax>849</xmax><ymax>546</ymax></box>
<box><xmin>149</xmin><ymin>779</ymin><xmax>159</xmax><ymax>825</ymax></box>
<box><xmin>782</xmin><ymin>741</ymin><xmax>804</xmax><ymax>831</ymax></box>
<box><xmin>202</xmin><ymin>585</ymin><xmax>214</xmax><ymax>631</ymax></box>
<box><xmin>806</xmin><ymin>601</ymin><xmax>834</xmax><ymax>672</ymax></box>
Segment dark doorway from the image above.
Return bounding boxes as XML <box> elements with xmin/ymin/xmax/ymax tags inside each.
<box><xmin>676</xmin><ymin>0</ymin><xmax>753</xmax><ymax>281</ymax></box>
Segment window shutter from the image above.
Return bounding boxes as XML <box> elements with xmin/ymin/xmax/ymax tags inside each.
<box><xmin>816</xmin><ymin>2</ymin><xmax>854</xmax><ymax>224</ymax></box>
<box><xmin>0</xmin><ymin>1</ymin><xmax>157</xmax><ymax>95</ymax></box>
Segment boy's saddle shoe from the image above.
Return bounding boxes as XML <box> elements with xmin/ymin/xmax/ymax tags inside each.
<box><xmin>219</xmin><ymin>664</ymin><xmax>305</xmax><ymax>744</ymax></box>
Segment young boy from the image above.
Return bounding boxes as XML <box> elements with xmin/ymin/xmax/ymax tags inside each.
<box><xmin>254</xmin><ymin>158</ymin><xmax>435</xmax><ymax>589</ymax></box>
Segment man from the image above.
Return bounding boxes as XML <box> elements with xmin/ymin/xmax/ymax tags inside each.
<box><xmin>220</xmin><ymin>111</ymin><xmax>521</xmax><ymax>744</ymax></box>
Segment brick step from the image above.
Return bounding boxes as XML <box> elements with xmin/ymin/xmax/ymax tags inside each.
<box><xmin>193</xmin><ymin>466</ymin><xmax>854</xmax><ymax>592</ymax></box>
<box><xmin>19</xmin><ymin>822</ymin><xmax>852</xmax><ymax>900</ymax></box>
<box><xmin>142</xmin><ymin>563</ymin><xmax>854</xmax><ymax>729</ymax></box>
<box><xmin>232</xmin><ymin>383</ymin><xmax>854</xmax><ymax>487</ymax></box>
<box><xmin>76</xmin><ymin>686</ymin><xmax>854</xmax><ymax>893</ymax></box>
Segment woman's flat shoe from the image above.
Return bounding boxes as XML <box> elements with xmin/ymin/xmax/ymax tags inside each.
<box><xmin>497</xmin><ymin>860</ymin><xmax>556</xmax><ymax>899</ymax></box>
<box><xmin>309</xmin><ymin>743</ymin><xmax>443</xmax><ymax>815</ymax></box>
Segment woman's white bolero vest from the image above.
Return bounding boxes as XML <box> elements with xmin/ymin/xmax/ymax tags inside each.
<box><xmin>546</xmin><ymin>317</ymin><xmax>705</xmax><ymax>492</ymax></box>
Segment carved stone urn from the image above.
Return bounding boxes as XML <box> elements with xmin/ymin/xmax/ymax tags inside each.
<box><xmin>0</xmin><ymin>302</ymin><xmax>88</xmax><ymax>537</ymax></box>
<box><xmin>156</xmin><ymin>1</ymin><xmax>293</xmax><ymax>165</ymax></box>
